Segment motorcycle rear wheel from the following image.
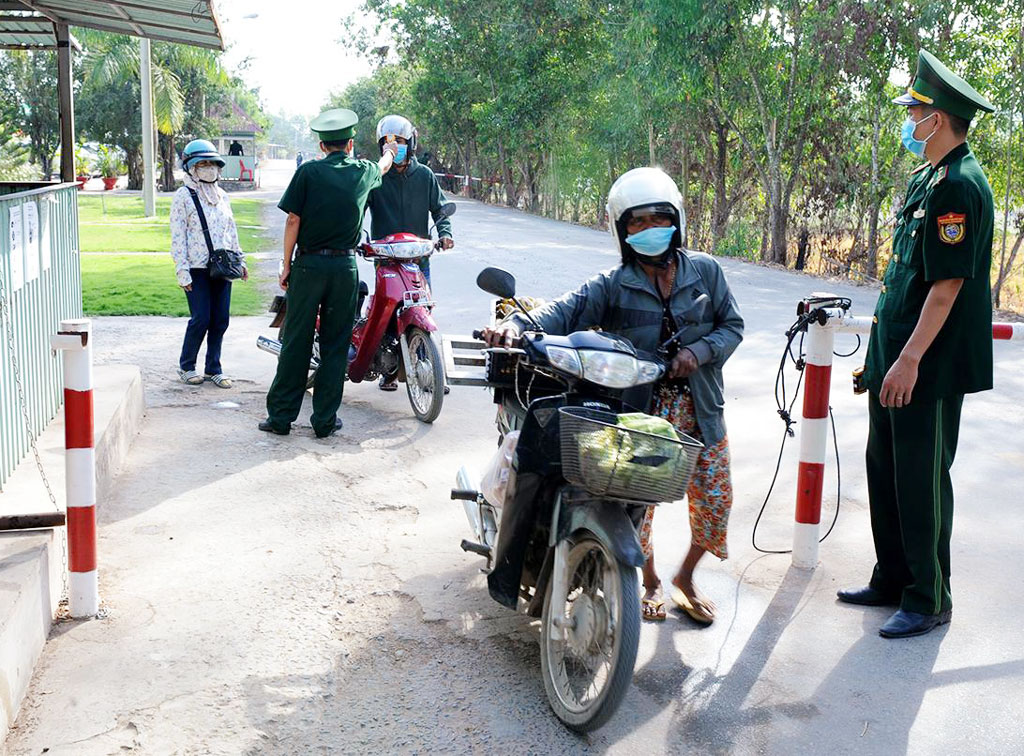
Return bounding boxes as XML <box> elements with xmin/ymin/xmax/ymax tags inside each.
<box><xmin>540</xmin><ymin>533</ymin><xmax>640</xmax><ymax>732</ymax></box>
<box><xmin>404</xmin><ymin>327</ymin><xmax>445</xmax><ymax>423</ymax></box>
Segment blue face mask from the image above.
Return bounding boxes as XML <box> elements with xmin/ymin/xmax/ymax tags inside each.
<box><xmin>900</xmin><ymin>113</ymin><xmax>936</xmax><ymax>158</ymax></box>
<box><xmin>395</xmin><ymin>144</ymin><xmax>408</xmax><ymax>163</ymax></box>
<box><xmin>625</xmin><ymin>225</ymin><xmax>676</xmax><ymax>257</ymax></box>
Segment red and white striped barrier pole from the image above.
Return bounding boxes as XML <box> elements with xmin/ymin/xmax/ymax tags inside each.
<box><xmin>791</xmin><ymin>300</ymin><xmax>1021</xmax><ymax>570</ymax></box>
<box><xmin>50</xmin><ymin>318</ymin><xmax>97</xmax><ymax>617</ymax></box>
<box><xmin>792</xmin><ymin>311</ymin><xmax>837</xmax><ymax>569</ymax></box>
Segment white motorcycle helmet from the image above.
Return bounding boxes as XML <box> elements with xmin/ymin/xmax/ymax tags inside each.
<box><xmin>606</xmin><ymin>167</ymin><xmax>685</xmax><ymax>264</ymax></box>
<box><xmin>375</xmin><ymin>114</ymin><xmax>418</xmax><ymax>155</ymax></box>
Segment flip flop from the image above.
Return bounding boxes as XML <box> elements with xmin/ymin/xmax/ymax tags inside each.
<box><xmin>379</xmin><ymin>377</ymin><xmax>398</xmax><ymax>392</ymax></box>
<box><xmin>671</xmin><ymin>587</ymin><xmax>715</xmax><ymax>625</ymax></box>
<box><xmin>641</xmin><ymin>598</ymin><xmax>667</xmax><ymax>622</ymax></box>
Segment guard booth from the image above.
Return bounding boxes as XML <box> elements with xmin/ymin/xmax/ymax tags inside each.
<box><xmin>214</xmin><ymin>131</ymin><xmax>259</xmax><ymax>187</ymax></box>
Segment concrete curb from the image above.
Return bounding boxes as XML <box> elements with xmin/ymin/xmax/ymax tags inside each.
<box><xmin>0</xmin><ymin>365</ymin><xmax>144</xmax><ymax>739</ymax></box>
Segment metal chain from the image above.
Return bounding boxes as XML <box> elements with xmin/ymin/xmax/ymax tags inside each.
<box><xmin>0</xmin><ymin>259</ymin><xmax>70</xmax><ymax>601</ymax></box>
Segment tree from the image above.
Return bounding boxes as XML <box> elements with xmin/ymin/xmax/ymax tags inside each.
<box><xmin>0</xmin><ymin>50</ymin><xmax>61</xmax><ymax>179</ymax></box>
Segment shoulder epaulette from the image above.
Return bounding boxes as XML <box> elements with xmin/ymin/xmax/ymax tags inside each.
<box><xmin>910</xmin><ymin>162</ymin><xmax>931</xmax><ymax>175</ymax></box>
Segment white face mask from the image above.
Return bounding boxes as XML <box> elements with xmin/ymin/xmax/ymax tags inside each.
<box><xmin>195</xmin><ymin>166</ymin><xmax>220</xmax><ymax>183</ymax></box>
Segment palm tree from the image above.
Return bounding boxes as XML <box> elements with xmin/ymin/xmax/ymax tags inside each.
<box><xmin>77</xmin><ymin>29</ymin><xmax>227</xmax><ymax>190</ymax></box>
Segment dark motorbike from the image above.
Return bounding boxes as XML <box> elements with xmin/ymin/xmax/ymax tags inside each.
<box><xmin>452</xmin><ymin>267</ymin><xmax>703</xmax><ymax>732</ymax></box>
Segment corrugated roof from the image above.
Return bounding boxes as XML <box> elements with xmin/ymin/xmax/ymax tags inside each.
<box><xmin>0</xmin><ymin>0</ymin><xmax>223</xmax><ymax>50</ymax></box>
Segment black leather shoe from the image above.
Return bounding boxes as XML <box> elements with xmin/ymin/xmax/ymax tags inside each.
<box><xmin>315</xmin><ymin>417</ymin><xmax>343</xmax><ymax>438</ymax></box>
<box><xmin>258</xmin><ymin>420</ymin><xmax>290</xmax><ymax>435</ymax></box>
<box><xmin>879</xmin><ymin>609</ymin><xmax>952</xmax><ymax>639</ymax></box>
<box><xmin>836</xmin><ymin>586</ymin><xmax>900</xmax><ymax>607</ymax></box>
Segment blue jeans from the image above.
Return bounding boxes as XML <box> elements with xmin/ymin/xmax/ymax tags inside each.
<box><xmin>179</xmin><ymin>267</ymin><xmax>232</xmax><ymax>374</ymax></box>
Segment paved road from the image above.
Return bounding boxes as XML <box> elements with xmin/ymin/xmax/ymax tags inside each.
<box><xmin>6</xmin><ymin>166</ymin><xmax>1024</xmax><ymax>754</ymax></box>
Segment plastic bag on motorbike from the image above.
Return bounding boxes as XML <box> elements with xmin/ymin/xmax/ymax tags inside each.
<box><xmin>480</xmin><ymin>430</ymin><xmax>520</xmax><ymax>507</ymax></box>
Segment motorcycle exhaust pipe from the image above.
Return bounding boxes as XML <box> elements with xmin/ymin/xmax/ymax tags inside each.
<box><xmin>256</xmin><ymin>335</ymin><xmax>282</xmax><ymax>357</ymax></box>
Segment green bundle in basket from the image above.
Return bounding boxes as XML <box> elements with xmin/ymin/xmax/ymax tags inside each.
<box><xmin>575</xmin><ymin>412</ymin><xmax>682</xmax><ymax>493</ymax></box>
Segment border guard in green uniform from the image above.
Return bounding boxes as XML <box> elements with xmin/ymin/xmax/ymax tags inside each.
<box><xmin>838</xmin><ymin>50</ymin><xmax>995</xmax><ymax>638</ymax></box>
<box><xmin>259</xmin><ymin>108</ymin><xmax>397</xmax><ymax>438</ymax></box>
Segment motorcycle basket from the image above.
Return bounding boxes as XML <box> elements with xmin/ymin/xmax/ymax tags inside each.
<box><xmin>557</xmin><ymin>406</ymin><xmax>703</xmax><ymax>503</ymax></box>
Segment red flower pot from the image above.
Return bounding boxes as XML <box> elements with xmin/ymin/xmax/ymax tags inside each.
<box><xmin>102</xmin><ymin>176</ymin><xmax>118</xmax><ymax>191</ymax></box>
<box><xmin>76</xmin><ymin>175</ymin><xmax>89</xmax><ymax>189</ymax></box>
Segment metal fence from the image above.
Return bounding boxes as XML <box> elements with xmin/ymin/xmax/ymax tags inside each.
<box><xmin>0</xmin><ymin>182</ymin><xmax>82</xmax><ymax>490</ymax></box>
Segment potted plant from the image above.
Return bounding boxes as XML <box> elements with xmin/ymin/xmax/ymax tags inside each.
<box><xmin>96</xmin><ymin>145</ymin><xmax>125</xmax><ymax>191</ymax></box>
<box><xmin>74</xmin><ymin>146</ymin><xmax>92</xmax><ymax>189</ymax></box>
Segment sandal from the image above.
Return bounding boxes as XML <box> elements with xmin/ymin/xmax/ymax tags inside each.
<box><xmin>379</xmin><ymin>375</ymin><xmax>398</xmax><ymax>392</ymax></box>
<box><xmin>205</xmin><ymin>373</ymin><xmax>233</xmax><ymax>389</ymax></box>
<box><xmin>670</xmin><ymin>586</ymin><xmax>715</xmax><ymax>625</ymax></box>
<box><xmin>177</xmin><ymin>368</ymin><xmax>203</xmax><ymax>385</ymax></box>
<box><xmin>641</xmin><ymin>598</ymin><xmax>667</xmax><ymax>622</ymax></box>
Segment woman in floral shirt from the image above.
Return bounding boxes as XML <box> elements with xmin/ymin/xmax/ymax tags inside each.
<box><xmin>170</xmin><ymin>139</ymin><xmax>247</xmax><ymax>388</ymax></box>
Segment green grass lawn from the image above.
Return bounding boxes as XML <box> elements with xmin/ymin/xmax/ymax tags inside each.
<box><xmin>78</xmin><ymin>194</ymin><xmax>274</xmax><ymax>316</ymax></box>
<box><xmin>81</xmin><ymin>254</ymin><xmax>265</xmax><ymax>316</ymax></box>
<box><xmin>78</xmin><ymin>194</ymin><xmax>271</xmax><ymax>253</ymax></box>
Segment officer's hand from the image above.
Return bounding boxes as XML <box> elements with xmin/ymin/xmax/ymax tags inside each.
<box><xmin>440</xmin><ymin>237</ymin><xmax>454</xmax><ymax>250</ymax></box>
<box><xmin>668</xmin><ymin>348</ymin><xmax>699</xmax><ymax>379</ymax></box>
<box><xmin>181</xmin><ymin>283</ymin><xmax>192</xmax><ymax>292</ymax></box>
<box><xmin>241</xmin><ymin>267</ymin><xmax>249</xmax><ymax>282</ymax></box>
<box><xmin>481</xmin><ymin>325</ymin><xmax>519</xmax><ymax>348</ymax></box>
<box><xmin>279</xmin><ymin>269</ymin><xmax>290</xmax><ymax>291</ymax></box>
<box><xmin>880</xmin><ymin>355</ymin><xmax>919</xmax><ymax>408</ymax></box>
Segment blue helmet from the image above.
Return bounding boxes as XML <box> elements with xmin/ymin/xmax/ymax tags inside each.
<box><xmin>181</xmin><ymin>139</ymin><xmax>225</xmax><ymax>171</ymax></box>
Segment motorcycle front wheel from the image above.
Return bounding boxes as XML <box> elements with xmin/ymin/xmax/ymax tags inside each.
<box><xmin>404</xmin><ymin>327</ymin><xmax>445</xmax><ymax>423</ymax></box>
<box><xmin>540</xmin><ymin>533</ymin><xmax>640</xmax><ymax>732</ymax></box>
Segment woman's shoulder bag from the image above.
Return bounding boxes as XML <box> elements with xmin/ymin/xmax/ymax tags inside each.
<box><xmin>186</xmin><ymin>188</ymin><xmax>245</xmax><ymax>280</ymax></box>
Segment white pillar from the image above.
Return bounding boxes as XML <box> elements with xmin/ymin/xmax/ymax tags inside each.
<box><xmin>140</xmin><ymin>37</ymin><xmax>156</xmax><ymax>218</ymax></box>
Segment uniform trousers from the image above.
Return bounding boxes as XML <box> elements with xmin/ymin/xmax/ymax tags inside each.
<box><xmin>866</xmin><ymin>391</ymin><xmax>964</xmax><ymax>615</ymax></box>
<box><xmin>266</xmin><ymin>254</ymin><xmax>359</xmax><ymax>435</ymax></box>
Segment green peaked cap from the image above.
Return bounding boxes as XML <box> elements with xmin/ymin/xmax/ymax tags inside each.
<box><xmin>310</xmin><ymin>107</ymin><xmax>358</xmax><ymax>141</ymax></box>
<box><xmin>892</xmin><ymin>49</ymin><xmax>995</xmax><ymax>121</ymax></box>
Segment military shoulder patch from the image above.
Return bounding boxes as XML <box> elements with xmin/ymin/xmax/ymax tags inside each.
<box><xmin>937</xmin><ymin>212</ymin><xmax>966</xmax><ymax>244</ymax></box>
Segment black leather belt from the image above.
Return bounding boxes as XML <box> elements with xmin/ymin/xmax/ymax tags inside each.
<box><xmin>298</xmin><ymin>248</ymin><xmax>354</xmax><ymax>256</ymax></box>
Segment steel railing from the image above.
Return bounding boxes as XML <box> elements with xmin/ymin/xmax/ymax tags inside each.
<box><xmin>0</xmin><ymin>182</ymin><xmax>82</xmax><ymax>490</ymax></box>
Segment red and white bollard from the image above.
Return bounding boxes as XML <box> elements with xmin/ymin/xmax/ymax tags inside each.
<box><xmin>50</xmin><ymin>318</ymin><xmax>97</xmax><ymax>617</ymax></box>
<box><xmin>790</xmin><ymin>298</ymin><xmax>1019</xmax><ymax>570</ymax></box>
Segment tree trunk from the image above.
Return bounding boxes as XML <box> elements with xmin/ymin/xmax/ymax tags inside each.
<box><xmin>866</xmin><ymin>95</ymin><xmax>884</xmax><ymax>279</ymax></box>
<box><xmin>710</xmin><ymin>117</ymin><xmax>729</xmax><ymax>252</ymax></box>
<box><xmin>795</xmin><ymin>226</ymin><xmax>810</xmax><ymax>270</ymax></box>
<box><xmin>159</xmin><ymin>134</ymin><xmax>176</xmax><ymax>192</ymax></box>
<box><xmin>648</xmin><ymin>121</ymin><xmax>656</xmax><ymax>166</ymax></box>
<box><xmin>126</xmin><ymin>147</ymin><xmax>142</xmax><ymax>190</ymax></box>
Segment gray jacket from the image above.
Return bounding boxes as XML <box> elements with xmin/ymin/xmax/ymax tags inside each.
<box><xmin>510</xmin><ymin>250</ymin><xmax>743</xmax><ymax>444</ymax></box>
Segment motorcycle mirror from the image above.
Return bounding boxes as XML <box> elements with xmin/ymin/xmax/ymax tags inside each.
<box><xmin>438</xmin><ymin>201</ymin><xmax>457</xmax><ymax>218</ymax></box>
<box><xmin>476</xmin><ymin>267</ymin><xmax>516</xmax><ymax>299</ymax></box>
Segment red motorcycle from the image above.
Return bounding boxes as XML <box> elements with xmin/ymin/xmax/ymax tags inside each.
<box><xmin>257</xmin><ymin>202</ymin><xmax>455</xmax><ymax>423</ymax></box>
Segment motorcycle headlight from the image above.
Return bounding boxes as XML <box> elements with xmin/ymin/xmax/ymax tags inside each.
<box><xmin>578</xmin><ymin>350</ymin><xmax>640</xmax><ymax>389</ymax></box>
<box><xmin>637</xmin><ymin>359</ymin><xmax>664</xmax><ymax>384</ymax></box>
<box><xmin>547</xmin><ymin>346</ymin><xmax>582</xmax><ymax>377</ymax></box>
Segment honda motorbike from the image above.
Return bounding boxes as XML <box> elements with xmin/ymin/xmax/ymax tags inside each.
<box><xmin>257</xmin><ymin>203</ymin><xmax>455</xmax><ymax>423</ymax></box>
<box><xmin>451</xmin><ymin>267</ymin><xmax>704</xmax><ymax>732</ymax></box>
